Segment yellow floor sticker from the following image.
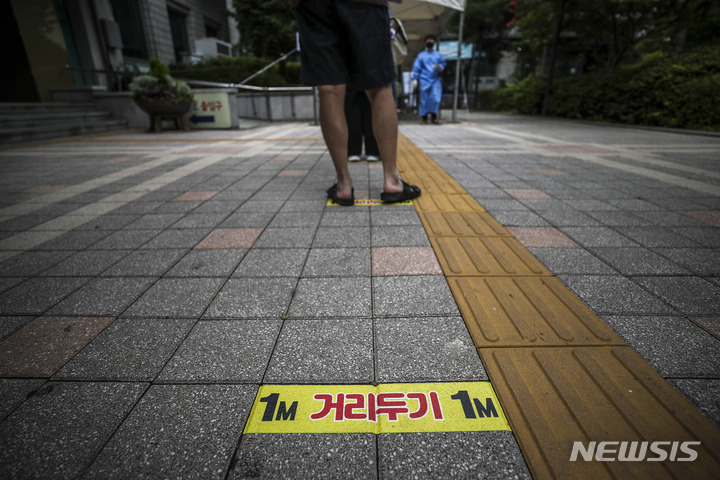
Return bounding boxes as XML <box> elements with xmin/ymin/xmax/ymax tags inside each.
<box><xmin>243</xmin><ymin>382</ymin><xmax>510</xmax><ymax>434</ymax></box>
<box><xmin>326</xmin><ymin>199</ymin><xmax>414</xmax><ymax>206</ymax></box>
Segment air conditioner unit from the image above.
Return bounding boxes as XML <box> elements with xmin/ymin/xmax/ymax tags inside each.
<box><xmin>195</xmin><ymin>37</ymin><xmax>233</xmax><ymax>57</ymax></box>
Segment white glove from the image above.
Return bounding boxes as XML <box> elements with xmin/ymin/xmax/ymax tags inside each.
<box><xmin>433</xmin><ymin>64</ymin><xmax>443</xmax><ymax>71</ymax></box>
<box><xmin>412</xmin><ymin>79</ymin><xmax>418</xmax><ymax>89</ymax></box>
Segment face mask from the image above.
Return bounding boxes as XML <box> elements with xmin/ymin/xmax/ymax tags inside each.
<box><xmin>426</xmin><ymin>41</ymin><xmax>435</xmax><ymax>50</ymax></box>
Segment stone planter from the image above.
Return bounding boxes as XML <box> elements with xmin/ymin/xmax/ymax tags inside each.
<box><xmin>133</xmin><ymin>97</ymin><xmax>193</xmax><ymax>133</ymax></box>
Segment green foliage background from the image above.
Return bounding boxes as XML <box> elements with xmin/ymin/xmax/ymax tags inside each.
<box><xmin>170</xmin><ymin>56</ymin><xmax>302</xmax><ymax>87</ymax></box>
<box><xmin>477</xmin><ymin>45</ymin><xmax>720</xmax><ymax>131</ymax></box>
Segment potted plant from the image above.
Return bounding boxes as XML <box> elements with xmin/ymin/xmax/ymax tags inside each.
<box><xmin>129</xmin><ymin>57</ymin><xmax>194</xmax><ymax>132</ymax></box>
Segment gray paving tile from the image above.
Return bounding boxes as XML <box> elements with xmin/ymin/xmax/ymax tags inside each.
<box><xmin>673</xmin><ymin>227</ymin><xmax>720</xmax><ymax>248</ymax></box>
<box><xmin>0</xmin><ymin>381</ymin><xmax>147</xmax><ymax>479</ymax></box>
<box><xmin>123</xmin><ymin>278</ymin><xmax>224</xmax><ymax>318</ymax></box>
<box><xmin>320</xmin><ymin>209</ymin><xmax>370</xmax><ymax>227</ymax></box>
<box><xmin>220</xmin><ymin>211</ymin><xmax>276</xmax><ymax>228</ymax></box>
<box><xmin>102</xmin><ymin>249</ymin><xmax>186</xmax><ymax>277</ymax></box>
<box><xmin>41</xmin><ymin>250</ymin><xmax>130</xmax><ymax>276</ymax></box>
<box><xmin>157</xmin><ymin>320</ymin><xmax>281</xmax><ymax>383</ymax></box>
<box><xmin>373</xmin><ymin>276</ymin><xmax>460</xmax><ymax>317</ymax></box>
<box><xmin>75</xmin><ymin>214</ymin><xmax>139</xmax><ymax>231</ymax></box>
<box><xmin>375</xmin><ymin>317</ymin><xmax>486</xmax><ymax>382</ymax></box>
<box><xmin>171</xmin><ymin>212</ymin><xmax>227</xmax><ymax>229</ymax></box>
<box><xmin>265</xmin><ymin>318</ymin><xmax>373</xmax><ymax>383</ymax></box>
<box><xmin>528</xmin><ymin>248</ymin><xmax>616</xmax><ymax>275</ymax></box>
<box><xmin>604</xmin><ymin>316</ymin><xmax>720</xmax><ymax>377</ymax></box>
<box><xmin>652</xmin><ymin>248</ymin><xmax>720</xmax><ymax>276</ymax></box>
<box><xmin>230</xmin><ymin>433</ymin><xmax>377</xmax><ymax>479</ymax></box>
<box><xmin>558</xmin><ymin>275</ymin><xmax>677</xmax><ymax>315</ymax></box>
<box><xmin>54</xmin><ymin>318</ymin><xmax>194</xmax><ymax>381</ymax></box>
<box><xmin>313</xmin><ymin>226</ymin><xmax>370</xmax><ymax>248</ymax></box>
<box><xmin>668</xmin><ymin>379</ymin><xmax>720</xmax><ymax>428</ymax></box>
<box><xmin>123</xmin><ymin>213</ymin><xmax>185</xmax><ymax>230</ymax></box>
<box><xmin>34</xmin><ymin>229</ymin><xmax>110</xmax><ymax>250</ymax></box>
<box><xmin>302</xmin><ymin>248</ymin><xmax>371</xmax><ymax>277</ymax></box>
<box><xmin>560</xmin><ymin>227</ymin><xmax>638</xmax><ymax>248</ymax></box>
<box><xmin>0</xmin><ymin>251</ymin><xmax>72</xmax><ymax>277</ymax></box>
<box><xmin>0</xmin><ymin>378</ymin><xmax>44</xmax><ymax>421</ymax></box>
<box><xmin>537</xmin><ymin>209</ymin><xmax>602</xmax><ymax>227</ymax></box>
<box><xmin>166</xmin><ymin>249</ymin><xmax>246</xmax><ymax>277</ymax></box>
<box><xmin>87</xmin><ymin>229</ymin><xmax>158</xmax><ymax>250</ymax></box>
<box><xmin>0</xmin><ymin>277</ymin><xmax>89</xmax><ymax>315</ymax></box>
<box><xmin>370</xmin><ymin>209</ymin><xmax>422</xmax><ymax>226</ymax></box>
<box><xmin>590</xmin><ymin>247</ymin><xmax>690</xmax><ymax>276</ymax></box>
<box><xmin>617</xmin><ymin>226</ymin><xmax>701</xmax><ymax>248</ymax></box>
<box><xmin>140</xmin><ymin>228</ymin><xmax>212</xmax><ymax>249</ymax></box>
<box><xmin>633</xmin><ymin>276</ymin><xmax>720</xmax><ymax>315</ymax></box>
<box><xmin>371</xmin><ymin>225</ymin><xmax>431</xmax><ymax>247</ymax></box>
<box><xmin>233</xmin><ymin>248</ymin><xmax>307</xmax><ymax>277</ymax></box>
<box><xmin>288</xmin><ymin>277</ymin><xmax>371</xmax><ymax>318</ymax></box>
<box><xmin>379</xmin><ymin>431</ymin><xmax>531</xmax><ymax>479</ymax></box>
<box><xmin>268</xmin><ymin>211</ymin><xmax>323</xmax><ymax>228</ymax></box>
<box><xmin>49</xmin><ymin>277</ymin><xmax>155</xmax><ymax>316</ymax></box>
<box><xmin>205</xmin><ymin>278</ymin><xmax>297</xmax><ymax>319</ymax></box>
<box><xmin>85</xmin><ymin>384</ymin><xmax>256</xmax><ymax>479</ymax></box>
<box><xmin>254</xmin><ymin>227</ymin><xmax>316</xmax><ymax>248</ymax></box>
<box><xmin>491</xmin><ymin>210</ymin><xmax>551</xmax><ymax>227</ymax></box>
<box><xmin>585</xmin><ymin>211</ymin><xmax>655</xmax><ymax>227</ymax></box>
<box><xmin>635</xmin><ymin>211</ymin><xmax>706</xmax><ymax>227</ymax></box>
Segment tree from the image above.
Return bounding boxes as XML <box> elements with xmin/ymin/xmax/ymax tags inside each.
<box><xmin>232</xmin><ymin>0</ymin><xmax>296</xmax><ymax>58</ymax></box>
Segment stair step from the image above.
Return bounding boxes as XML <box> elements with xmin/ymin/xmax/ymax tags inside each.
<box><xmin>0</xmin><ymin>102</ymin><xmax>128</xmax><ymax>146</ymax></box>
<box><xmin>0</xmin><ymin>111</ymin><xmax>114</xmax><ymax>129</ymax></box>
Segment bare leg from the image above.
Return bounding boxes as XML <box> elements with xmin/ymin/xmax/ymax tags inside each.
<box><xmin>317</xmin><ymin>84</ymin><xmax>352</xmax><ymax>200</ymax></box>
<box><xmin>365</xmin><ymin>84</ymin><xmax>404</xmax><ymax>194</ymax></box>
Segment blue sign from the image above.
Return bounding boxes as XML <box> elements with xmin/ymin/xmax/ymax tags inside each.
<box><xmin>439</xmin><ymin>41</ymin><xmax>473</xmax><ymax>61</ymax></box>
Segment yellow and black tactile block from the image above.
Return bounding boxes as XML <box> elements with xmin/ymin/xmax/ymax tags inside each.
<box><xmin>449</xmin><ymin>277</ymin><xmax>625</xmax><ymax>347</ymax></box>
<box><xmin>397</xmin><ymin>133</ymin><xmax>720</xmax><ymax>479</ymax></box>
<box><xmin>482</xmin><ymin>346</ymin><xmax>720</xmax><ymax>479</ymax></box>
<box><xmin>431</xmin><ymin>236</ymin><xmax>551</xmax><ymax>277</ymax></box>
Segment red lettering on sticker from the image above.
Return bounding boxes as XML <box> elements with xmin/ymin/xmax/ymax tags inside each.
<box><xmin>310</xmin><ymin>393</ymin><xmax>345</xmax><ymax>421</ymax></box>
<box><xmin>344</xmin><ymin>393</ymin><xmax>366</xmax><ymax>420</ymax></box>
<box><xmin>407</xmin><ymin>393</ymin><xmax>428</xmax><ymax>419</ymax></box>
<box><xmin>376</xmin><ymin>392</ymin><xmax>409</xmax><ymax>421</ymax></box>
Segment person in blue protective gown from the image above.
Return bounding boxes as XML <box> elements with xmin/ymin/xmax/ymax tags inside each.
<box><xmin>411</xmin><ymin>34</ymin><xmax>446</xmax><ymax>125</ymax></box>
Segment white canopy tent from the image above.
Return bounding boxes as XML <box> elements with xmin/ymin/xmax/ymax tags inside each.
<box><xmin>389</xmin><ymin>0</ymin><xmax>467</xmax><ymax>121</ymax></box>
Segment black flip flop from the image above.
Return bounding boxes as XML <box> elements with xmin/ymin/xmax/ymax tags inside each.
<box><xmin>381</xmin><ymin>181</ymin><xmax>421</xmax><ymax>203</ymax></box>
<box><xmin>327</xmin><ymin>184</ymin><xmax>355</xmax><ymax>206</ymax></box>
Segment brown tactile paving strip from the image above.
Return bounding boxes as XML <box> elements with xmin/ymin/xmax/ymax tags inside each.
<box><xmin>397</xmin><ymin>134</ymin><xmax>720</xmax><ymax>479</ymax></box>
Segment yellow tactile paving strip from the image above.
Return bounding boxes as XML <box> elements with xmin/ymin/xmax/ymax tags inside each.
<box><xmin>397</xmin><ymin>134</ymin><xmax>720</xmax><ymax>479</ymax></box>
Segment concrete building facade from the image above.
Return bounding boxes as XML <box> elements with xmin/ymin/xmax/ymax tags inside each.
<box><xmin>2</xmin><ymin>0</ymin><xmax>235</xmax><ymax>102</ymax></box>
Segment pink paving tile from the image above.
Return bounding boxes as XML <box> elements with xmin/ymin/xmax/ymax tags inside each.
<box><xmin>172</xmin><ymin>191</ymin><xmax>220</xmax><ymax>202</ymax></box>
<box><xmin>372</xmin><ymin>247</ymin><xmax>444</xmax><ymax>276</ymax></box>
<box><xmin>533</xmin><ymin>168</ymin><xmax>569</xmax><ymax>176</ymax></box>
<box><xmin>504</xmin><ymin>189</ymin><xmax>553</xmax><ymax>200</ymax></box>
<box><xmin>278</xmin><ymin>170</ymin><xmax>309</xmax><ymax>177</ymax></box>
<box><xmin>195</xmin><ymin>228</ymin><xmax>264</xmax><ymax>249</ymax></box>
<box><xmin>679</xmin><ymin>210</ymin><xmax>720</xmax><ymax>227</ymax></box>
<box><xmin>0</xmin><ymin>316</ymin><xmax>114</xmax><ymax>377</ymax></box>
<box><xmin>506</xmin><ymin>227</ymin><xmax>580</xmax><ymax>248</ymax></box>
<box><xmin>689</xmin><ymin>317</ymin><xmax>720</xmax><ymax>340</ymax></box>
<box><xmin>23</xmin><ymin>184</ymin><xmax>71</xmax><ymax>194</ymax></box>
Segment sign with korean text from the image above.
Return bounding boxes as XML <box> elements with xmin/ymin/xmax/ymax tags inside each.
<box><xmin>244</xmin><ymin>382</ymin><xmax>510</xmax><ymax>434</ymax></box>
<box><xmin>185</xmin><ymin>91</ymin><xmax>232</xmax><ymax>129</ymax></box>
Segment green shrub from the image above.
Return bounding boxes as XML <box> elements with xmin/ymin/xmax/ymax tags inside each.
<box><xmin>170</xmin><ymin>56</ymin><xmax>303</xmax><ymax>87</ymax></box>
<box><xmin>479</xmin><ymin>44</ymin><xmax>720</xmax><ymax>131</ymax></box>
<box><xmin>129</xmin><ymin>57</ymin><xmax>194</xmax><ymax>103</ymax></box>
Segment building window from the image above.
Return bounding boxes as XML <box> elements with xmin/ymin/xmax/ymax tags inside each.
<box><xmin>110</xmin><ymin>0</ymin><xmax>148</xmax><ymax>60</ymax></box>
<box><xmin>168</xmin><ymin>8</ymin><xmax>190</xmax><ymax>63</ymax></box>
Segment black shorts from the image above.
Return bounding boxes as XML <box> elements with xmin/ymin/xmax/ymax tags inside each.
<box><xmin>293</xmin><ymin>0</ymin><xmax>395</xmax><ymax>90</ymax></box>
